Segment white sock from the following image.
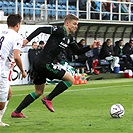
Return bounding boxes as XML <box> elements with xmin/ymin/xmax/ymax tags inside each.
<box><xmin>0</xmin><ymin>101</ymin><xmax>9</xmax><ymax>123</ymax></box>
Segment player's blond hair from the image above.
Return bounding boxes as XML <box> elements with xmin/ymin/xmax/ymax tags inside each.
<box><xmin>64</xmin><ymin>14</ymin><xmax>78</xmax><ymax>23</ymax></box>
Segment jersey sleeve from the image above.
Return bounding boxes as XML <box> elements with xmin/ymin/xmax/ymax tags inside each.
<box><xmin>26</xmin><ymin>26</ymin><xmax>53</xmax><ymax>41</ymax></box>
<box><xmin>13</xmin><ymin>35</ymin><xmax>23</xmax><ymax>51</ymax></box>
<box><xmin>68</xmin><ymin>35</ymin><xmax>91</xmax><ymax>55</ymax></box>
<box><xmin>51</xmin><ymin>26</ymin><xmax>66</xmax><ymax>37</ymax></box>
<box><xmin>26</xmin><ymin>26</ymin><xmax>65</xmax><ymax>42</ymax></box>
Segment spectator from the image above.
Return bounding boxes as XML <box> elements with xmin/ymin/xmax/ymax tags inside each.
<box><xmin>113</xmin><ymin>0</ymin><xmax>130</xmax><ymax>20</ymax></box>
<box><xmin>79</xmin><ymin>0</ymin><xmax>92</xmax><ymax>18</ymax></box>
<box><xmin>37</xmin><ymin>40</ymin><xmax>45</xmax><ymax>53</ymax></box>
<box><xmin>131</xmin><ymin>4</ymin><xmax>133</xmax><ymax>21</ymax></box>
<box><xmin>114</xmin><ymin>39</ymin><xmax>124</xmax><ymax>57</ymax></box>
<box><xmin>121</xmin><ymin>0</ymin><xmax>129</xmax><ymax>13</ymax></box>
<box><xmin>19</xmin><ymin>0</ymin><xmax>30</xmax><ymax>2</ymax></box>
<box><xmin>105</xmin><ymin>1</ymin><xmax>116</xmax><ymax>12</ymax></box>
<box><xmin>91</xmin><ymin>1</ymin><xmax>110</xmax><ymax>20</ymax></box>
<box><xmin>69</xmin><ymin>0</ymin><xmax>77</xmax><ymax>6</ymax></box>
<box><xmin>122</xmin><ymin>39</ymin><xmax>133</xmax><ymax>70</ymax></box>
<box><xmin>75</xmin><ymin>39</ymin><xmax>99</xmax><ymax>74</ymax></box>
<box><xmin>114</xmin><ymin>39</ymin><xmax>128</xmax><ymax>70</ymax></box>
<box><xmin>79</xmin><ymin>0</ymin><xmax>87</xmax><ymax>10</ymax></box>
<box><xmin>28</xmin><ymin>41</ymin><xmax>38</xmax><ymax>81</ymax></box>
<box><xmin>101</xmin><ymin>2</ymin><xmax>110</xmax><ymax>20</ymax></box>
<box><xmin>106</xmin><ymin>1</ymin><xmax>119</xmax><ymax>20</ymax></box>
<box><xmin>47</xmin><ymin>0</ymin><xmax>55</xmax><ymax>4</ymax></box>
<box><xmin>100</xmin><ymin>39</ymin><xmax>119</xmax><ymax>72</ymax></box>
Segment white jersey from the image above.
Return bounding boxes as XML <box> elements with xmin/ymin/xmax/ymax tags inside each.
<box><xmin>0</xmin><ymin>29</ymin><xmax>23</xmax><ymax>77</ymax></box>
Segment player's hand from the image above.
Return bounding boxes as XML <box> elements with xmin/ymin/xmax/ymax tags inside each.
<box><xmin>90</xmin><ymin>40</ymin><xmax>101</xmax><ymax>49</ymax></box>
<box><xmin>21</xmin><ymin>71</ymin><xmax>27</xmax><ymax>78</ymax></box>
<box><xmin>96</xmin><ymin>40</ymin><xmax>101</xmax><ymax>48</ymax></box>
<box><xmin>22</xmin><ymin>39</ymin><xmax>29</xmax><ymax>48</ymax></box>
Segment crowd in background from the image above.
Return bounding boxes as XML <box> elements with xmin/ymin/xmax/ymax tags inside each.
<box><xmin>28</xmin><ymin>40</ymin><xmax>45</xmax><ymax>81</ymax></box>
<box><xmin>66</xmin><ymin>38</ymin><xmax>133</xmax><ymax>74</ymax></box>
<box><xmin>1</xmin><ymin>0</ymin><xmax>133</xmax><ymax>21</ymax></box>
<box><xmin>78</xmin><ymin>0</ymin><xmax>133</xmax><ymax>20</ymax></box>
<box><xmin>28</xmin><ymin>38</ymin><xmax>133</xmax><ymax>81</ymax></box>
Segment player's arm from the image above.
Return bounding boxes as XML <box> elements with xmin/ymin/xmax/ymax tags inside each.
<box><xmin>69</xmin><ymin>40</ymin><xmax>91</xmax><ymax>55</ymax></box>
<box><xmin>23</xmin><ymin>26</ymin><xmax>52</xmax><ymax>47</ymax></box>
<box><xmin>26</xmin><ymin>26</ymin><xmax>53</xmax><ymax>42</ymax></box>
<box><xmin>69</xmin><ymin>35</ymin><xmax>101</xmax><ymax>55</ymax></box>
<box><xmin>69</xmin><ymin>40</ymin><xmax>100</xmax><ymax>55</ymax></box>
<box><xmin>23</xmin><ymin>26</ymin><xmax>65</xmax><ymax>47</ymax></box>
<box><xmin>13</xmin><ymin>49</ymin><xmax>27</xmax><ymax>78</ymax></box>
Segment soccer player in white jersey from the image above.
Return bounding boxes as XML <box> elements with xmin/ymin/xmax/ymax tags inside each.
<box><xmin>0</xmin><ymin>14</ymin><xmax>27</xmax><ymax>126</ymax></box>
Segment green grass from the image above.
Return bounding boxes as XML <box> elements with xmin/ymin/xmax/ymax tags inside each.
<box><xmin>0</xmin><ymin>78</ymin><xmax>132</xmax><ymax>133</ymax></box>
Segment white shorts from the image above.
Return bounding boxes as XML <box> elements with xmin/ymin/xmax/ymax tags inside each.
<box><xmin>0</xmin><ymin>66</ymin><xmax>10</xmax><ymax>102</ymax></box>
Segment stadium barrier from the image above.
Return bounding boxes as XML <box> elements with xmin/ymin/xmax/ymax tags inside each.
<box><xmin>0</xmin><ymin>0</ymin><xmax>133</xmax><ymax>22</ymax></box>
<box><xmin>9</xmin><ymin>53</ymin><xmax>30</xmax><ymax>85</ymax></box>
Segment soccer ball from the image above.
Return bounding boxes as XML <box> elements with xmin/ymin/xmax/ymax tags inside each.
<box><xmin>110</xmin><ymin>104</ymin><xmax>125</xmax><ymax>118</ymax></box>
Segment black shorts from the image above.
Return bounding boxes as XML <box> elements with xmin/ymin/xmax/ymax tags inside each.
<box><xmin>33</xmin><ymin>63</ymin><xmax>66</xmax><ymax>85</ymax></box>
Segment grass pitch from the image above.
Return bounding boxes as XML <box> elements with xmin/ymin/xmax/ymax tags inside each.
<box><xmin>0</xmin><ymin>78</ymin><xmax>132</xmax><ymax>133</ymax></box>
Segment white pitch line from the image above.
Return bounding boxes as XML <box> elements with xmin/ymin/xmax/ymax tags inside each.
<box><xmin>12</xmin><ymin>84</ymin><xmax>132</xmax><ymax>97</ymax></box>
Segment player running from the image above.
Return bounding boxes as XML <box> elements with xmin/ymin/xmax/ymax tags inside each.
<box><xmin>11</xmin><ymin>14</ymin><xmax>100</xmax><ymax>118</ymax></box>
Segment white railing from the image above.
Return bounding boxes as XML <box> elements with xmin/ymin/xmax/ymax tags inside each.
<box><xmin>0</xmin><ymin>0</ymin><xmax>133</xmax><ymax>22</ymax></box>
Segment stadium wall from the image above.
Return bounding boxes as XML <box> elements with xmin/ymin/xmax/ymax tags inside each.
<box><xmin>8</xmin><ymin>53</ymin><xmax>30</xmax><ymax>85</ymax></box>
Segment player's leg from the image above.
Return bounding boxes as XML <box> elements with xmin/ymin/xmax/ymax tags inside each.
<box><xmin>92</xmin><ymin>59</ymin><xmax>99</xmax><ymax>75</ymax></box>
<box><xmin>46</xmin><ymin>71</ymin><xmax>73</xmax><ymax>100</ymax></box>
<box><xmin>0</xmin><ymin>77</ymin><xmax>10</xmax><ymax>126</ymax></box>
<box><xmin>0</xmin><ymin>86</ymin><xmax>12</xmax><ymax>126</ymax></box>
<box><xmin>7</xmin><ymin>86</ymin><xmax>12</xmax><ymax>100</ymax></box>
<box><xmin>42</xmin><ymin>71</ymin><xmax>74</xmax><ymax>112</ymax></box>
<box><xmin>105</xmin><ymin>56</ymin><xmax>114</xmax><ymax>71</ymax></box>
<box><xmin>11</xmin><ymin>84</ymin><xmax>45</xmax><ymax>118</ymax></box>
<box><xmin>43</xmin><ymin>63</ymin><xmax>74</xmax><ymax>101</ymax></box>
<box><xmin>11</xmin><ymin>67</ymin><xmax>47</xmax><ymax>118</ymax></box>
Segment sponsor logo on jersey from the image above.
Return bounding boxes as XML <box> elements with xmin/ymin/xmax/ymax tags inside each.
<box><xmin>17</xmin><ymin>43</ymin><xmax>20</xmax><ymax>45</ymax></box>
<box><xmin>67</xmin><ymin>38</ymin><xmax>70</xmax><ymax>44</ymax></box>
<box><xmin>59</xmin><ymin>37</ymin><xmax>70</xmax><ymax>49</ymax></box>
<box><xmin>53</xmin><ymin>26</ymin><xmax>58</xmax><ymax>31</ymax></box>
<box><xmin>59</xmin><ymin>42</ymin><xmax>68</xmax><ymax>49</ymax></box>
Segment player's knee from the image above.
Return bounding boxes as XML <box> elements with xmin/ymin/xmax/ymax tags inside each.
<box><xmin>71</xmin><ymin>78</ymin><xmax>74</xmax><ymax>84</ymax></box>
<box><xmin>68</xmin><ymin>75</ymin><xmax>74</xmax><ymax>84</ymax></box>
<box><xmin>63</xmin><ymin>71</ymin><xmax>74</xmax><ymax>84</ymax></box>
<box><xmin>0</xmin><ymin>103</ymin><xmax>5</xmax><ymax>110</ymax></box>
<box><xmin>68</xmin><ymin>77</ymin><xmax>74</xmax><ymax>84</ymax></box>
<box><xmin>0</xmin><ymin>106</ymin><xmax>4</xmax><ymax>110</ymax></box>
